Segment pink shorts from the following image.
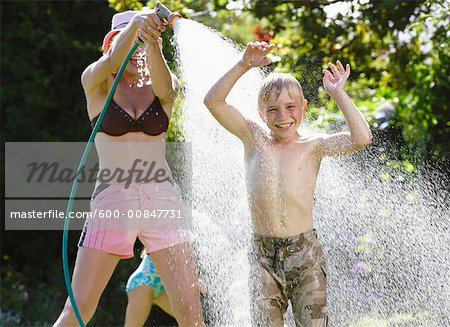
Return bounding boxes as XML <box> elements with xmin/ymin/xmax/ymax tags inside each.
<box><xmin>78</xmin><ymin>181</ymin><xmax>191</xmax><ymax>258</ymax></box>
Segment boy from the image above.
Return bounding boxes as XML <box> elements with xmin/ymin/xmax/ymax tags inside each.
<box><xmin>203</xmin><ymin>42</ymin><xmax>372</xmax><ymax>326</ymax></box>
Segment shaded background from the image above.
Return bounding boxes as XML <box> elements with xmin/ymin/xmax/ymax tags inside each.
<box><xmin>1</xmin><ymin>0</ymin><xmax>449</xmax><ymax>325</ymax></box>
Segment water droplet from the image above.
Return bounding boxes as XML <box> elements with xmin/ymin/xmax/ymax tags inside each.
<box><xmin>136</xmin><ymin>47</ymin><xmax>150</xmax><ymax>88</ymax></box>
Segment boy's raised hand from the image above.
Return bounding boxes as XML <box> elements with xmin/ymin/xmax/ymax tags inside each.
<box><xmin>322</xmin><ymin>60</ymin><xmax>350</xmax><ymax>98</ymax></box>
<box><xmin>241</xmin><ymin>41</ymin><xmax>277</xmax><ymax>68</ymax></box>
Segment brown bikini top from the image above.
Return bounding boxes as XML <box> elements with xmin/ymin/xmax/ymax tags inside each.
<box><xmin>91</xmin><ymin>97</ymin><xmax>169</xmax><ymax>136</ymax></box>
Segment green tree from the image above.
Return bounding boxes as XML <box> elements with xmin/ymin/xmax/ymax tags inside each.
<box><xmin>241</xmin><ymin>0</ymin><xmax>449</xmax><ymax>163</ymax></box>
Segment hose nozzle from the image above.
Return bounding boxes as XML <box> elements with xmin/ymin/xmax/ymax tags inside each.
<box><xmin>155</xmin><ymin>2</ymin><xmax>182</xmax><ymax>28</ymax></box>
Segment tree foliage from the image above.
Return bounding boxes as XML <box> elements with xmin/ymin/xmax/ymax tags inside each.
<box><xmin>244</xmin><ymin>0</ymin><xmax>449</xmax><ymax>162</ymax></box>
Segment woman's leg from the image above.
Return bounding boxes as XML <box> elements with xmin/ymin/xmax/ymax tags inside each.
<box><xmin>53</xmin><ymin>247</ymin><xmax>120</xmax><ymax>326</ymax></box>
<box><xmin>124</xmin><ymin>285</ymin><xmax>154</xmax><ymax>327</ymax></box>
<box><xmin>151</xmin><ymin>242</ymin><xmax>204</xmax><ymax>327</ymax></box>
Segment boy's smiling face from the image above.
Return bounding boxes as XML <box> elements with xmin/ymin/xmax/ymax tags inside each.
<box><xmin>260</xmin><ymin>88</ymin><xmax>307</xmax><ymax>141</ymax></box>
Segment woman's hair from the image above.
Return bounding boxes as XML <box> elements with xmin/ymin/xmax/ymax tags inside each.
<box><xmin>258</xmin><ymin>73</ymin><xmax>304</xmax><ymax>108</ymax></box>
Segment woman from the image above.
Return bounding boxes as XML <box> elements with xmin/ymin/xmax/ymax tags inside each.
<box><xmin>54</xmin><ymin>8</ymin><xmax>204</xmax><ymax>326</ymax></box>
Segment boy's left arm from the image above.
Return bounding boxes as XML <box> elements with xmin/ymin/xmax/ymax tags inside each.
<box><xmin>315</xmin><ymin>60</ymin><xmax>372</xmax><ymax>157</ymax></box>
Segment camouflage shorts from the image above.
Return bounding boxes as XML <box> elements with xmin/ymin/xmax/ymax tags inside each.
<box><xmin>252</xmin><ymin>229</ymin><xmax>328</xmax><ymax>327</ymax></box>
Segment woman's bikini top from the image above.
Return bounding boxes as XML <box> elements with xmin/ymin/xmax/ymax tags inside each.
<box><xmin>90</xmin><ymin>96</ymin><xmax>169</xmax><ymax>136</ymax></box>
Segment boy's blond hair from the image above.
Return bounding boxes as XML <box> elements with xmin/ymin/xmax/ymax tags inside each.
<box><xmin>258</xmin><ymin>73</ymin><xmax>304</xmax><ymax>109</ymax></box>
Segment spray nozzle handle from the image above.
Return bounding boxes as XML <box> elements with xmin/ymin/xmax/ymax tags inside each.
<box><xmin>155</xmin><ymin>2</ymin><xmax>182</xmax><ymax>28</ymax></box>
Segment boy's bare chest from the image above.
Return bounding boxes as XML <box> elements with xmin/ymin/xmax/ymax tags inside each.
<box><xmin>246</xmin><ymin>143</ymin><xmax>319</xmax><ymax>182</ymax></box>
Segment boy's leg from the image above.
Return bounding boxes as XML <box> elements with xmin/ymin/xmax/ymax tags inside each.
<box><xmin>251</xmin><ymin>236</ymin><xmax>289</xmax><ymax>327</ymax></box>
<box><xmin>286</xmin><ymin>233</ymin><xmax>328</xmax><ymax>327</ymax></box>
<box><xmin>252</xmin><ymin>262</ymin><xmax>288</xmax><ymax>327</ymax></box>
<box><xmin>54</xmin><ymin>247</ymin><xmax>121</xmax><ymax>326</ymax></box>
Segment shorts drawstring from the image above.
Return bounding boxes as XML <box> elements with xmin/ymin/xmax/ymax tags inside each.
<box><xmin>120</xmin><ymin>184</ymin><xmax>175</xmax><ymax>209</ymax></box>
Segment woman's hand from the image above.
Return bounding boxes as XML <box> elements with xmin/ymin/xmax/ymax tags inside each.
<box><xmin>322</xmin><ymin>60</ymin><xmax>350</xmax><ymax>98</ymax></box>
<box><xmin>132</xmin><ymin>10</ymin><xmax>166</xmax><ymax>44</ymax></box>
<box><xmin>240</xmin><ymin>41</ymin><xmax>277</xmax><ymax>68</ymax></box>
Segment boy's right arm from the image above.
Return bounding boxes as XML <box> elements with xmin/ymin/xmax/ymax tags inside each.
<box><xmin>204</xmin><ymin>42</ymin><xmax>276</xmax><ymax>142</ymax></box>
<box><xmin>203</xmin><ymin>61</ymin><xmax>253</xmax><ymax>141</ymax></box>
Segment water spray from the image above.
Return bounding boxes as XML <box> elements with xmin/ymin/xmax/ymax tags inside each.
<box><xmin>62</xmin><ymin>4</ymin><xmax>180</xmax><ymax>326</ymax></box>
